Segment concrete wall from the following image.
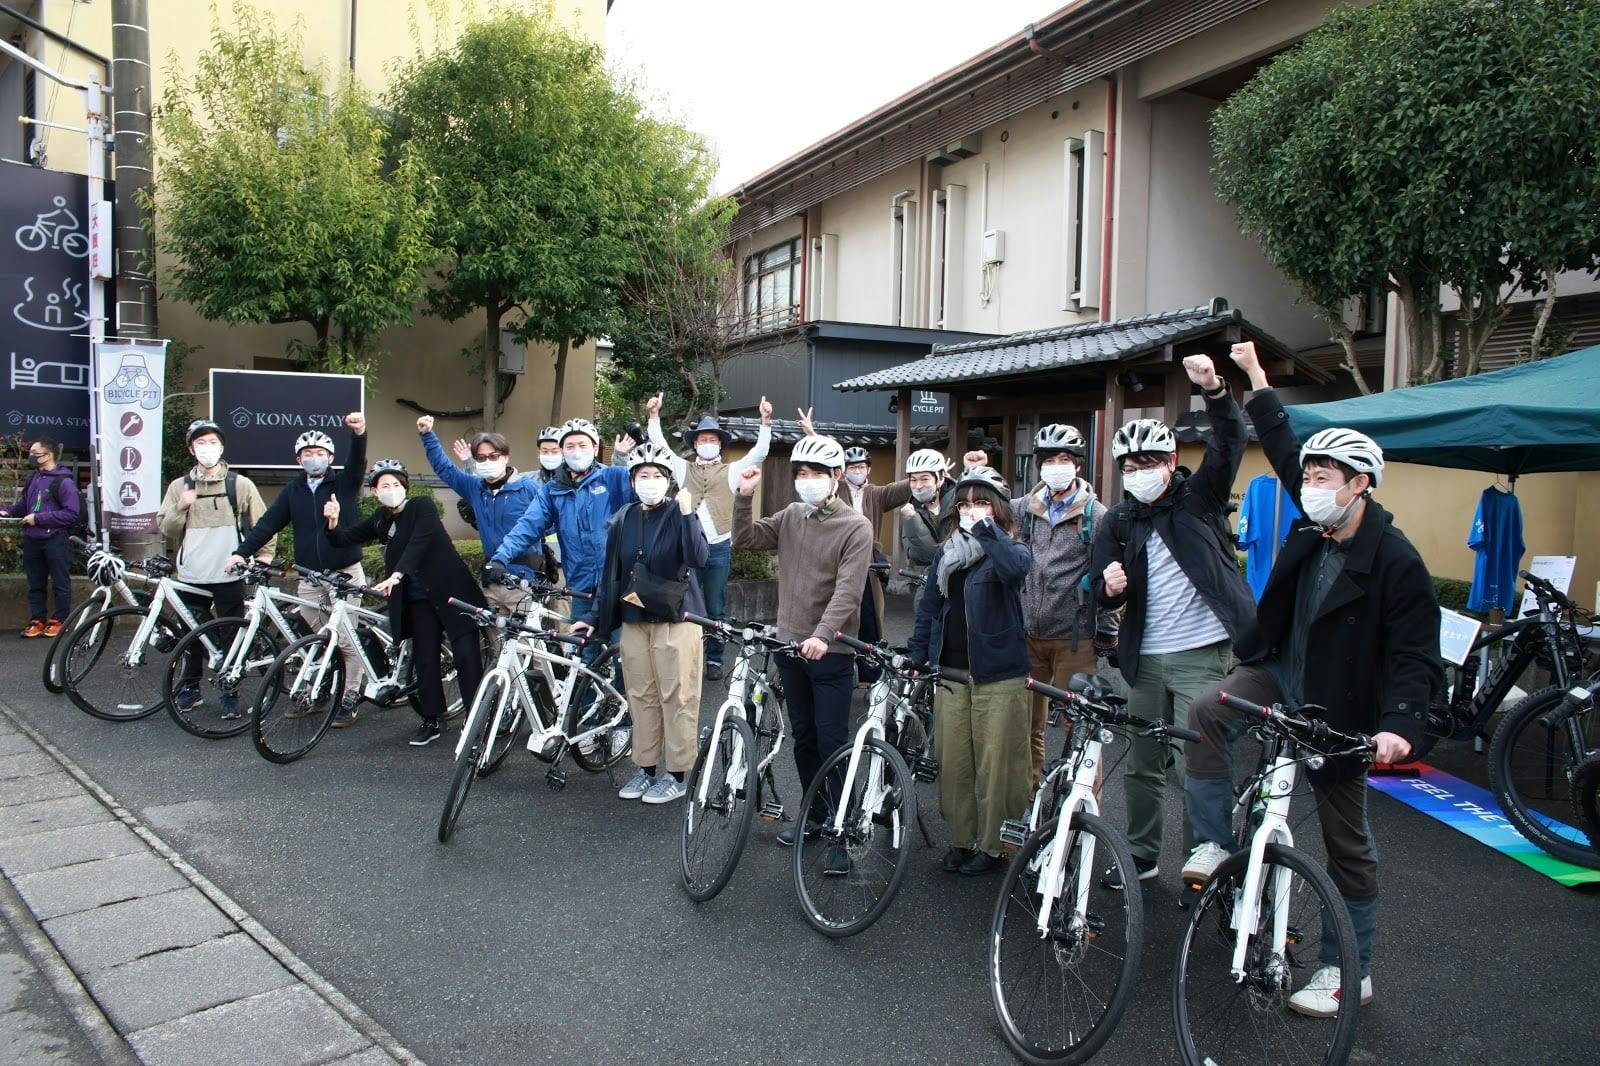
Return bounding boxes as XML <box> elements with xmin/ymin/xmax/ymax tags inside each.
<box><xmin>810</xmin><ymin>162</ymin><xmax>920</xmax><ymax>326</ymax></box>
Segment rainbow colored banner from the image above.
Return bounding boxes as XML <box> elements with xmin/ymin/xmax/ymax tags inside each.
<box><xmin>1367</xmin><ymin>763</ymin><xmax>1600</xmax><ymax>888</ymax></box>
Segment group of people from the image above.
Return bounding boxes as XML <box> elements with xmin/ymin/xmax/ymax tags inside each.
<box><xmin>20</xmin><ymin>338</ymin><xmax>1441</xmax><ymax>1016</ymax></box>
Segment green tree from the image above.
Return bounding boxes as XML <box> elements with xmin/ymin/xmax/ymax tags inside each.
<box><xmin>389</xmin><ymin>7</ymin><xmax>710</xmax><ymax>427</ymax></box>
<box><xmin>1212</xmin><ymin>0</ymin><xmax>1600</xmax><ymax>389</ymax></box>
<box><xmin>144</xmin><ymin>5</ymin><xmax>434</xmax><ymax>375</ymax></box>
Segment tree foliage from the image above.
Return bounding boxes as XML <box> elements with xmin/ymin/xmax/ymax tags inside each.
<box><xmin>145</xmin><ymin>5</ymin><xmax>434</xmax><ymax>375</ymax></box>
<box><xmin>1213</xmin><ymin>0</ymin><xmax>1600</xmax><ymax>388</ymax></box>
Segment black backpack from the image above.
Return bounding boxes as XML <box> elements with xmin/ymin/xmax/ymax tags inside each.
<box><xmin>43</xmin><ymin>470</ymin><xmax>90</xmax><ymax>537</ymax></box>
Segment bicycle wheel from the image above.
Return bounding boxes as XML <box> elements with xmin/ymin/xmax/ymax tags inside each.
<box><xmin>1573</xmin><ymin>753</ymin><xmax>1600</xmax><ymax>852</ymax></box>
<box><xmin>991</xmin><ymin>812</ymin><xmax>1142</xmax><ymax>1065</ymax></box>
<box><xmin>253</xmin><ymin>632</ymin><xmax>345</xmax><ymax>764</ymax></box>
<box><xmin>439</xmin><ymin>674</ymin><xmax>506</xmax><ymax>842</ymax></box>
<box><xmin>477</xmin><ymin>674</ymin><xmax>525</xmax><ymax>778</ymax></box>
<box><xmin>43</xmin><ymin>592</ymin><xmax>113</xmax><ymax>694</ymax></box>
<box><xmin>1489</xmin><ymin>685</ymin><xmax>1600</xmax><ymax>868</ymax></box>
<box><xmin>62</xmin><ymin>607</ymin><xmax>182</xmax><ymax>722</ymax></box>
<box><xmin>681</xmin><ymin>714</ymin><xmax>758</xmax><ymax>902</ymax></box>
<box><xmin>793</xmin><ymin>735</ymin><xmax>916</xmax><ymax>937</ymax></box>
<box><xmin>1174</xmin><ymin>844</ymin><xmax>1359</xmax><ymax>1066</ymax></box>
<box><xmin>566</xmin><ymin>645</ymin><xmax>629</xmax><ymax>772</ymax></box>
<box><xmin>162</xmin><ymin>618</ymin><xmax>287</xmax><ymax>740</ymax></box>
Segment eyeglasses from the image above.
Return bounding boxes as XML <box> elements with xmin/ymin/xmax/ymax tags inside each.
<box><xmin>474</xmin><ymin>451</ymin><xmax>506</xmax><ymax>462</ymax></box>
<box><xmin>955</xmin><ymin>501</ymin><xmax>993</xmax><ymax>512</ymax></box>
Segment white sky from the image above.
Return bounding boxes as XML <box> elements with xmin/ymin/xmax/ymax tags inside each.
<box><xmin>607</xmin><ymin>0</ymin><xmax>1068</xmax><ymax>194</ymax></box>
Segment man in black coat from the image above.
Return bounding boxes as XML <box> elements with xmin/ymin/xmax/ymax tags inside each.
<box><xmin>1181</xmin><ymin>341</ymin><xmax>1442</xmax><ymax>1018</ymax></box>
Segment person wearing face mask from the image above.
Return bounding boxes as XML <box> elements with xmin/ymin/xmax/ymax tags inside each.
<box><xmin>642</xmin><ymin>393</ymin><xmax>774</xmax><ymax>681</ymax></box>
<box><xmin>416</xmin><ymin>417</ymin><xmax>543</xmax><ymax>622</ymax></box>
<box><xmin>229</xmin><ymin>412</ymin><xmax>368</xmax><ymax>726</ymax></box>
<box><xmin>898</xmin><ymin>449</ymin><xmax>957</xmax><ymax>567</ymax></box>
<box><xmin>324</xmin><ymin>461</ymin><xmax>486</xmax><ymax>747</ymax></box>
<box><xmin>572</xmin><ymin>444</ymin><xmax>708</xmax><ymax>804</ymax></box>
<box><xmin>157</xmin><ymin>420</ymin><xmax>275</xmax><ymax>718</ymax></box>
<box><xmin>5</xmin><ymin>436</ymin><xmax>80</xmax><ymax>638</ymax></box>
<box><xmin>1175</xmin><ymin>343</ymin><xmax>1439</xmax><ymax>1016</ymax></box>
<box><xmin>1087</xmin><ymin>355</ymin><xmax>1256</xmax><ymax>890</ymax></box>
<box><xmin>733</xmin><ymin>434</ymin><xmax>873</xmax><ymax>874</ymax></box>
<box><xmin>908</xmin><ymin>466</ymin><xmax>1033</xmax><ymax>876</ymax></box>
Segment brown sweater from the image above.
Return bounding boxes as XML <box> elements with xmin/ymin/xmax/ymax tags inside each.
<box><xmin>734</xmin><ymin>493</ymin><xmax>874</xmax><ymax>653</ymax></box>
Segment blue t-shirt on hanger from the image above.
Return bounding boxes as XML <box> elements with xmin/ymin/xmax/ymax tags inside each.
<box><xmin>1468</xmin><ymin>486</ymin><xmax>1525</xmax><ymax>614</ymax></box>
<box><xmin>1237</xmin><ymin>473</ymin><xmax>1300</xmax><ymax>601</ymax></box>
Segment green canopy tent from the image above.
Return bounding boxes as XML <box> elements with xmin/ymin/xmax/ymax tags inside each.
<box><xmin>1283</xmin><ymin>344</ymin><xmax>1600</xmax><ymax>476</ymax></box>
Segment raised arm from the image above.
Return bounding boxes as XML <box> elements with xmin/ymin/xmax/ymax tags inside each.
<box><xmin>334</xmin><ymin>412</ymin><xmax>367</xmax><ymax>492</ymax></box>
<box><xmin>732</xmin><ymin>468</ymin><xmax>780</xmax><ymax>550</ymax></box>
<box><xmin>418</xmin><ymin>419</ymin><xmax>477</xmax><ymax>497</ymax></box>
<box><xmin>725</xmin><ymin>397</ymin><xmax>774</xmax><ymax>488</ymax></box>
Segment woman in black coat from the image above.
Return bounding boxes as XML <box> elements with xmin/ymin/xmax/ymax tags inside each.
<box><xmin>324</xmin><ymin>460</ymin><xmax>485</xmax><ymax>747</ymax></box>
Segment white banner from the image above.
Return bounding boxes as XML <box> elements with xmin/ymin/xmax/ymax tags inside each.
<box><xmin>94</xmin><ymin>339</ymin><xmax>168</xmax><ymax>534</ymax></box>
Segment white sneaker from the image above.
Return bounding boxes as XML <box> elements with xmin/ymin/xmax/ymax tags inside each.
<box><xmin>617</xmin><ymin>768</ymin><xmax>653</xmax><ymax>801</ymax></box>
<box><xmin>641</xmin><ymin>774</ymin><xmax>686</xmax><ymax>805</ymax></box>
<box><xmin>1181</xmin><ymin>842</ymin><xmax>1231</xmax><ymax>885</ymax></box>
<box><xmin>577</xmin><ymin>735</ymin><xmax>598</xmax><ymax>757</ymax></box>
<box><xmin>609</xmin><ymin>726</ymin><xmax>632</xmax><ymax>758</ymax></box>
<box><xmin>1287</xmin><ymin>965</ymin><xmax>1373</xmax><ymax>1017</ymax></box>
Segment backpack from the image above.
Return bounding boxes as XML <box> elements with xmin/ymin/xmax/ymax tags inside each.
<box><xmin>183</xmin><ymin>471</ymin><xmax>251</xmax><ymax>541</ymax></box>
<box><xmin>40</xmin><ymin>469</ymin><xmax>90</xmax><ymax>537</ymax></box>
<box><xmin>1019</xmin><ymin>495</ymin><xmax>1101</xmax><ymax>593</ymax></box>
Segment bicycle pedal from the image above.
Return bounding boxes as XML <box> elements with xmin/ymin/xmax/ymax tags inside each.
<box><xmin>998</xmin><ymin>819</ymin><xmax>1029</xmax><ymax>850</ymax></box>
<box><xmin>1178</xmin><ymin>881</ymin><xmax>1204</xmax><ymax>911</ymax></box>
<box><xmin>545</xmin><ymin>768</ymin><xmax>568</xmax><ymax>792</ymax></box>
<box><xmin>758</xmin><ymin>801</ymin><xmax>785</xmax><ymax>822</ymax></box>
<box><xmin>912</xmin><ymin>755</ymin><xmax>940</xmax><ymax>782</ymax></box>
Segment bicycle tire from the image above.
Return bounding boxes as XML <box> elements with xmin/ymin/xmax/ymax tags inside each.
<box><xmin>991</xmin><ymin>811</ymin><xmax>1143</xmax><ymax>1065</ymax></box>
<box><xmin>253</xmin><ymin>632</ymin><xmax>345</xmax><ymax>765</ymax></box>
<box><xmin>1488</xmin><ymin>685</ymin><xmax>1600</xmax><ymax>869</ymax></box>
<box><xmin>566</xmin><ymin>644</ymin><xmax>629</xmax><ymax>772</ymax></box>
<box><xmin>477</xmin><ymin>682</ymin><xmax>525</xmax><ymax>778</ymax></box>
<box><xmin>1173</xmin><ymin>844</ymin><xmax>1359</xmax><ymax>1066</ymax></box>
<box><xmin>1572</xmin><ymin>752</ymin><xmax>1600</xmax><ymax>853</ymax></box>
<box><xmin>439</xmin><ymin>673</ymin><xmax>505</xmax><ymax>842</ymax></box>
<box><xmin>161</xmin><ymin>617</ymin><xmax>284</xmax><ymax>740</ymax></box>
<box><xmin>793</xmin><ymin>735</ymin><xmax>916</xmax><ymax>937</ymax></box>
<box><xmin>681</xmin><ymin>714</ymin><xmax>758</xmax><ymax>902</ymax></box>
<box><xmin>62</xmin><ymin>607</ymin><xmax>180</xmax><ymax>722</ymax></box>
<box><xmin>43</xmin><ymin>592</ymin><xmax>114</xmax><ymax>694</ymax></box>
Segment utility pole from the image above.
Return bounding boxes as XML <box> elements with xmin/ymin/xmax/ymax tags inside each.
<box><xmin>111</xmin><ymin>0</ymin><xmax>155</xmax><ymax>338</ymax></box>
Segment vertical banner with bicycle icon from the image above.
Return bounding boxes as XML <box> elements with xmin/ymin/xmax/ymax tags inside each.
<box><xmin>94</xmin><ymin>339</ymin><xmax>168</xmax><ymax>533</ymax></box>
<box><xmin>0</xmin><ymin>160</ymin><xmax>102</xmax><ymax>450</ymax></box>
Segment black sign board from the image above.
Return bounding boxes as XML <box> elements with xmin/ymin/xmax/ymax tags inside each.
<box><xmin>210</xmin><ymin>369</ymin><xmax>365</xmax><ymax>469</ymax></box>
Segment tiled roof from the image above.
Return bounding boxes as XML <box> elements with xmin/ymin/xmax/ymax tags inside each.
<box><xmin>672</xmin><ymin>417</ymin><xmax>947</xmax><ymax>450</ymax></box>
<box><xmin>834</xmin><ymin>299</ymin><xmax>1322</xmax><ymax>391</ymax></box>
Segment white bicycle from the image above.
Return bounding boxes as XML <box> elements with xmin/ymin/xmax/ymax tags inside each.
<box><xmin>990</xmin><ymin>673</ymin><xmax>1198</xmax><ymax>1064</ymax></box>
<box><xmin>160</xmin><ymin>559</ymin><xmax>316</xmax><ymax>739</ymax></box>
<box><xmin>60</xmin><ymin>556</ymin><xmax>212</xmax><ymax>722</ymax></box>
<box><xmin>1173</xmin><ymin>691</ymin><xmax>1375</xmax><ymax>1066</ymax></box>
<box><xmin>438</xmin><ymin>587</ymin><xmax>629</xmax><ymax>843</ymax></box>
<box><xmin>43</xmin><ymin>538</ymin><xmax>149</xmax><ymax>695</ymax></box>
<box><xmin>679</xmin><ymin>613</ymin><xmax>795</xmax><ymax>902</ymax></box>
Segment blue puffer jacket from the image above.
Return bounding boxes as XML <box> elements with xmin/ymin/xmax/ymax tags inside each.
<box><xmin>492</xmin><ymin>463</ymin><xmax>635</xmax><ymax>593</ymax></box>
<box><xmin>420</xmin><ymin>431</ymin><xmax>543</xmax><ymax>579</ymax></box>
<box><xmin>909</xmin><ymin>520</ymin><xmax>1033</xmax><ymax>685</ymax></box>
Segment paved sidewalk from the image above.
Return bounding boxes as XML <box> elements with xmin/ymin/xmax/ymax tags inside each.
<box><xmin>0</xmin><ymin>701</ymin><xmax>421</xmax><ymax>1066</ymax></box>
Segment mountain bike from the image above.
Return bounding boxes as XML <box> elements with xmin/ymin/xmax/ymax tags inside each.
<box><xmin>1489</xmin><ymin>673</ymin><xmax>1599</xmax><ymax>868</ymax></box>
<box><xmin>43</xmin><ymin>538</ymin><xmax>149</xmax><ymax>694</ymax></box>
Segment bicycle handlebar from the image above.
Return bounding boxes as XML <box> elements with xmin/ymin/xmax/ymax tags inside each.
<box><xmin>447</xmin><ymin>597</ymin><xmax>593</xmax><ymax>646</ymax></box>
<box><xmin>1026</xmin><ymin>676</ymin><xmax>1204</xmax><ymax>743</ymax></box>
<box><xmin>683</xmin><ymin>612</ymin><xmax>796</xmax><ymax>651</ymax></box>
<box><xmin>1519</xmin><ymin>569</ymin><xmax>1578</xmax><ymax>612</ymax></box>
<box><xmin>1216</xmin><ymin>691</ymin><xmax>1374</xmax><ymax>752</ymax></box>
<box><xmin>291</xmin><ymin>563</ymin><xmax>389</xmax><ymax>600</ymax></box>
<box><xmin>492</xmin><ymin>570</ymin><xmax>592</xmax><ymax>601</ymax></box>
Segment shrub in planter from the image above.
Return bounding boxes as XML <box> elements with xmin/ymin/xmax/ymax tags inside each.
<box><xmin>731</xmin><ymin>548</ymin><xmax>772</xmax><ymax>581</ymax></box>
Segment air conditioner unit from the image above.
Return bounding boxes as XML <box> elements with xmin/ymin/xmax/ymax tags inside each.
<box><xmin>982</xmin><ymin>229</ymin><xmax>1005</xmax><ymax>265</ymax></box>
<box><xmin>926</xmin><ymin>134</ymin><xmax>982</xmax><ymax>166</ymax></box>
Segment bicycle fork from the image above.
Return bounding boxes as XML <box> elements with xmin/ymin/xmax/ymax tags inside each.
<box><xmin>1228</xmin><ymin>757</ymin><xmax>1297</xmax><ymax>982</ymax></box>
<box><xmin>1032</xmin><ymin>743</ymin><xmax>1103</xmax><ymax>937</ymax></box>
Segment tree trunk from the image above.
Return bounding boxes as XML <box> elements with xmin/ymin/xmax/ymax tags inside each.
<box><xmin>314</xmin><ymin>317</ymin><xmax>333</xmax><ymax>371</ymax></box>
<box><xmin>1459</xmin><ymin>285</ymin><xmax>1511</xmax><ymax>379</ymax></box>
<box><xmin>549</xmin><ymin>337</ymin><xmax>570</xmax><ymax>425</ymax></box>
<box><xmin>1396</xmin><ymin>275</ymin><xmax>1444</xmax><ymax>384</ymax></box>
<box><xmin>483</xmin><ymin>302</ymin><xmax>502</xmax><ymax>431</ymax></box>
<box><xmin>112</xmin><ymin>1</ymin><xmax>156</xmax><ymax>337</ymax></box>
<box><xmin>676</xmin><ymin>355</ymin><xmax>699</xmax><ymax>416</ymax></box>
<box><xmin>1527</xmin><ymin>268</ymin><xmax>1560</xmax><ymax>361</ymax></box>
<box><xmin>1328</xmin><ymin>318</ymin><xmax>1373</xmax><ymax>395</ymax></box>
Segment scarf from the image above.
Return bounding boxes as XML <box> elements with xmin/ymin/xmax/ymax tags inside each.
<box><xmin>936</xmin><ymin>529</ymin><xmax>985</xmax><ymax>596</ymax></box>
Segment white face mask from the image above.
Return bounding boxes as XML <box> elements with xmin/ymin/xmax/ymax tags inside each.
<box><xmin>1123</xmin><ymin>467</ymin><xmax>1168</xmax><ymax>504</ymax></box>
<box><xmin>1301</xmin><ymin>484</ymin><xmax>1360</xmax><ymax>530</ymax></box>
<box><xmin>564</xmin><ymin>448</ymin><xmax>594</xmax><ymax>473</ymax></box>
<box><xmin>845</xmin><ymin>471</ymin><xmax>868</xmax><ymax>488</ymax></box>
<box><xmin>301</xmin><ymin>456</ymin><xmax>330</xmax><ymax>477</ymax></box>
<box><xmin>911</xmin><ymin>485</ymin><xmax>937</xmax><ymax>504</ymax></box>
<box><xmin>193</xmin><ymin>444</ymin><xmax>223</xmax><ymax>468</ymax></box>
<box><xmin>376</xmin><ymin>486</ymin><xmax>406</xmax><ymax>509</ymax></box>
<box><xmin>793</xmin><ymin>477</ymin><xmax>834</xmax><ymax>507</ymax></box>
<box><xmin>695</xmin><ymin>442</ymin><xmax>722</xmax><ymax>461</ymax></box>
<box><xmin>634</xmin><ymin>478</ymin><xmax>669</xmax><ymax>506</ymax></box>
<box><xmin>475</xmin><ymin>458</ymin><xmax>507</xmax><ymax>481</ymax></box>
<box><xmin>1041</xmin><ymin>463</ymin><xmax>1077</xmax><ymax>491</ymax></box>
<box><xmin>958</xmin><ymin>509</ymin><xmax>992</xmax><ymax>533</ymax></box>
<box><xmin>539</xmin><ymin>453</ymin><xmax>562</xmax><ymax>471</ymax></box>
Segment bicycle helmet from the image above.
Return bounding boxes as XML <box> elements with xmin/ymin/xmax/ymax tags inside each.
<box><xmin>1110</xmin><ymin>418</ymin><xmax>1175</xmax><ymax>460</ymax></box>
<box><xmin>1034</xmin><ymin>423</ymin><xmax>1086</xmax><ymax>458</ymax></box>
<box><xmin>625</xmin><ymin>442</ymin><xmax>678</xmax><ymax>480</ymax></box>
<box><xmin>790</xmin><ymin>434</ymin><xmax>847</xmax><ymax>470</ymax></box>
<box><xmin>294</xmin><ymin>430</ymin><xmax>336</xmax><ymax>457</ymax></box>
<box><xmin>186</xmin><ymin>418</ymin><xmax>225</xmax><ymax>445</ymax></box>
<box><xmin>905</xmin><ymin>449</ymin><xmax>947</xmax><ymax>476</ymax></box>
<box><xmin>368</xmin><ymin>458</ymin><xmax>409</xmax><ymax>487</ymax></box>
<box><xmin>538</xmin><ymin>425</ymin><xmax>562</xmax><ymax>444</ymax></box>
<box><xmin>1300</xmin><ymin>427</ymin><xmax>1384</xmax><ymax>488</ymax></box>
<box><xmin>843</xmin><ymin>446</ymin><xmax>870</xmax><ymax>466</ymax></box>
<box><xmin>86</xmin><ymin>549</ymin><xmax>127</xmax><ymax>586</ymax></box>
<box><xmin>559</xmin><ymin>418</ymin><xmax>600</xmax><ymax>448</ymax></box>
<box><xmin>956</xmin><ymin>465</ymin><xmax>1009</xmax><ymax>496</ymax></box>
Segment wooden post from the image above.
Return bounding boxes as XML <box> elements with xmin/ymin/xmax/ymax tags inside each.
<box><xmin>947</xmin><ymin>391</ymin><xmax>965</xmax><ymax>461</ymax></box>
<box><xmin>1101</xmin><ymin>369</ymin><xmax>1124</xmax><ymax>498</ymax></box>
<box><xmin>893</xmin><ymin>388</ymin><xmax>913</xmax><ymax>569</ymax></box>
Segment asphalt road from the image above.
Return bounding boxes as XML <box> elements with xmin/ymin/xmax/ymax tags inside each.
<box><xmin>5</xmin><ymin>595</ymin><xmax>1597</xmax><ymax>1065</ymax></box>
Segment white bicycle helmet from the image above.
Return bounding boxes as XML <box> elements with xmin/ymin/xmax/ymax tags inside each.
<box><xmin>86</xmin><ymin>549</ymin><xmax>127</xmax><ymax>586</ymax></box>
<box><xmin>294</xmin><ymin>430</ymin><xmax>336</xmax><ymax>457</ymax></box>
<box><xmin>1300</xmin><ymin>427</ymin><xmax>1384</xmax><ymax>488</ymax></box>
<box><xmin>843</xmin><ymin>446</ymin><xmax>870</xmax><ymax>465</ymax></box>
<box><xmin>538</xmin><ymin>425</ymin><xmax>562</xmax><ymax>444</ymax></box>
<box><xmin>367</xmin><ymin>458</ymin><xmax>409</xmax><ymax>486</ymax></box>
<box><xmin>626</xmin><ymin>442</ymin><xmax>678</xmax><ymax>479</ymax></box>
<box><xmin>791</xmin><ymin>434</ymin><xmax>847</xmax><ymax>470</ymax></box>
<box><xmin>1110</xmin><ymin>418</ymin><xmax>1176</xmax><ymax>460</ymax></box>
<box><xmin>559</xmin><ymin>418</ymin><xmax>600</xmax><ymax>448</ymax></box>
<box><xmin>1034</xmin><ymin>423</ymin><xmax>1086</xmax><ymax>456</ymax></box>
<box><xmin>905</xmin><ymin>449</ymin><xmax>947</xmax><ymax>476</ymax></box>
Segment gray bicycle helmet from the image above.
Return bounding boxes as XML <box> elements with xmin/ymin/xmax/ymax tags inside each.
<box><xmin>1110</xmin><ymin>418</ymin><xmax>1175</xmax><ymax>460</ymax></box>
<box><xmin>367</xmin><ymin>458</ymin><xmax>409</xmax><ymax>487</ymax></box>
<box><xmin>186</xmin><ymin>418</ymin><xmax>225</xmax><ymax>445</ymax></box>
<box><xmin>1034</xmin><ymin>423</ymin><xmax>1086</xmax><ymax>458</ymax></box>
<box><xmin>843</xmin><ymin>446</ymin><xmax>870</xmax><ymax>465</ymax></box>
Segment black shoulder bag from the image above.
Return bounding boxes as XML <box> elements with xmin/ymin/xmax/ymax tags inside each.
<box><xmin>622</xmin><ymin>505</ymin><xmax>689</xmax><ymax>621</ymax></box>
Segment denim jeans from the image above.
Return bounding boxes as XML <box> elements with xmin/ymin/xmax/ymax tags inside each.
<box><xmin>696</xmin><ymin>539</ymin><xmax>732</xmax><ymax>666</ymax></box>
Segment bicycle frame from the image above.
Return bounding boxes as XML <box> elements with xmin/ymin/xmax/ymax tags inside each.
<box><xmin>1227</xmin><ymin>736</ymin><xmax>1302</xmax><ymax>983</ymax></box>
<box><xmin>453</xmin><ymin>627</ymin><xmax>625</xmax><ymax>764</ymax></box>
<box><xmin>124</xmin><ymin>575</ymin><xmax>213</xmax><ymax>667</ymax></box>
<box><xmin>1454</xmin><ymin>605</ymin><xmax>1575</xmax><ymax>737</ymax></box>
<box><xmin>284</xmin><ymin>592</ymin><xmax>399</xmax><ymax>706</ymax></box>
<box><xmin>206</xmin><ymin>581</ymin><xmax>322</xmax><ymax>687</ymax></box>
<box><xmin>691</xmin><ymin>630</ymin><xmax>787</xmax><ymax>812</ymax></box>
<box><xmin>1026</xmin><ymin>716</ymin><xmax>1107</xmax><ymax>936</ymax></box>
<box><xmin>829</xmin><ymin>672</ymin><xmax>905</xmax><ymax>846</ymax></box>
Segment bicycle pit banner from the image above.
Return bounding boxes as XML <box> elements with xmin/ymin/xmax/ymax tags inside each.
<box><xmin>94</xmin><ymin>339</ymin><xmax>169</xmax><ymax>534</ymax></box>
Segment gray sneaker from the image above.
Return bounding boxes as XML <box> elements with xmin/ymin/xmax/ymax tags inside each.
<box><xmin>642</xmin><ymin>774</ymin><xmax>686</xmax><ymax>805</ymax></box>
<box><xmin>617</xmin><ymin>768</ymin><xmax>653</xmax><ymax>801</ymax></box>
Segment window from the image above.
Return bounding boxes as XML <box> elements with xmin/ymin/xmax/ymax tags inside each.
<box><xmin>1062</xmin><ymin>132</ymin><xmax>1105</xmax><ymax>310</ymax></box>
<box><xmin>743</xmin><ymin>238</ymin><xmax>801</xmax><ymax>332</ymax></box>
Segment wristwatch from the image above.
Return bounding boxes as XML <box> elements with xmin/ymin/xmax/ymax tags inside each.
<box><xmin>1203</xmin><ymin>381</ymin><xmax>1230</xmax><ymax>399</ymax></box>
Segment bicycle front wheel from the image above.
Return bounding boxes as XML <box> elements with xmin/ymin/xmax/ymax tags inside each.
<box><xmin>253</xmin><ymin>632</ymin><xmax>345</xmax><ymax>764</ymax></box>
<box><xmin>681</xmin><ymin>714</ymin><xmax>757</xmax><ymax>902</ymax></box>
<box><xmin>439</xmin><ymin>673</ymin><xmax>507</xmax><ymax>843</ymax></box>
<box><xmin>1573</xmin><ymin>752</ymin><xmax>1600</xmax><ymax>853</ymax></box>
<box><xmin>1489</xmin><ymin>685</ymin><xmax>1600</xmax><ymax>869</ymax></box>
<box><xmin>43</xmin><ymin>592</ymin><xmax>112</xmax><ymax>694</ymax></box>
<box><xmin>1174</xmin><ymin>844</ymin><xmax>1359</xmax><ymax>1066</ymax></box>
<box><xmin>163</xmin><ymin>617</ymin><xmax>286</xmax><ymax>739</ymax></box>
<box><xmin>793</xmin><ymin>735</ymin><xmax>916</xmax><ymax>937</ymax></box>
<box><xmin>62</xmin><ymin>607</ymin><xmax>180</xmax><ymax>722</ymax></box>
<box><xmin>991</xmin><ymin>812</ymin><xmax>1142</xmax><ymax>1065</ymax></box>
